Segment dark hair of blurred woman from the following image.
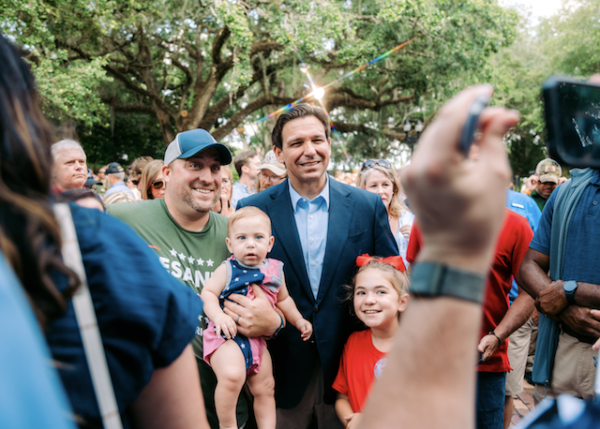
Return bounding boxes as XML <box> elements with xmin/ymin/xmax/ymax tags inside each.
<box><xmin>0</xmin><ymin>35</ymin><xmax>79</xmax><ymax>326</ymax></box>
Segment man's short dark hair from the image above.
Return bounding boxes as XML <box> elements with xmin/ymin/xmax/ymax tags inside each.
<box><xmin>271</xmin><ymin>104</ymin><xmax>331</xmax><ymax>150</ymax></box>
<box><xmin>233</xmin><ymin>150</ymin><xmax>258</xmax><ymax>177</ymax></box>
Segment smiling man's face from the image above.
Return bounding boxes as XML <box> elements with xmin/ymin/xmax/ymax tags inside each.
<box><xmin>164</xmin><ymin>148</ymin><xmax>222</xmax><ymax>217</ymax></box>
<box><xmin>274</xmin><ymin>115</ymin><xmax>330</xmax><ymax>188</ymax></box>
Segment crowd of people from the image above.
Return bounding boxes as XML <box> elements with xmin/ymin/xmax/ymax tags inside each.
<box><xmin>2</xmin><ymin>33</ymin><xmax>600</xmax><ymax>429</ymax></box>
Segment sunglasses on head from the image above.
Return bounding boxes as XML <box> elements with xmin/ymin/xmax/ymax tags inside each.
<box><xmin>361</xmin><ymin>159</ymin><xmax>392</xmax><ymax>171</ymax></box>
<box><xmin>152</xmin><ymin>180</ymin><xmax>164</xmax><ymax>190</ymax></box>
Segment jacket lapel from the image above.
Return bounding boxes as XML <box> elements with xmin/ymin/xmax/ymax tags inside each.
<box><xmin>267</xmin><ymin>181</ymin><xmax>314</xmax><ymax>303</ymax></box>
<box><xmin>317</xmin><ymin>179</ymin><xmax>352</xmax><ymax>303</ymax></box>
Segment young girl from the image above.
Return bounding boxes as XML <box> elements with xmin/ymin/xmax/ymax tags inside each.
<box><xmin>333</xmin><ymin>255</ymin><xmax>410</xmax><ymax>429</ymax></box>
<box><xmin>201</xmin><ymin>207</ymin><xmax>312</xmax><ymax>429</ymax></box>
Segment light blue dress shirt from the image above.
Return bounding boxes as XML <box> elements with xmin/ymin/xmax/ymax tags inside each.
<box><xmin>232</xmin><ymin>181</ymin><xmax>254</xmax><ymax>210</ymax></box>
<box><xmin>289</xmin><ymin>176</ymin><xmax>330</xmax><ymax>298</ymax></box>
<box><xmin>104</xmin><ymin>181</ymin><xmax>134</xmax><ymax>198</ymax></box>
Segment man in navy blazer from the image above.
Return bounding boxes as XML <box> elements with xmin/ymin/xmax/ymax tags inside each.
<box><xmin>235</xmin><ymin>104</ymin><xmax>398</xmax><ymax>428</ymax></box>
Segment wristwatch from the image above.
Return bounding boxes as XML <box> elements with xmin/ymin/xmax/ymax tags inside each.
<box><xmin>410</xmin><ymin>262</ymin><xmax>486</xmax><ymax>304</ymax></box>
<box><xmin>563</xmin><ymin>280</ymin><xmax>578</xmax><ymax>305</ymax></box>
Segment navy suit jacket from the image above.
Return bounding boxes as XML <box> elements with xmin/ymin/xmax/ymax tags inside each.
<box><xmin>238</xmin><ymin>177</ymin><xmax>398</xmax><ymax>408</ymax></box>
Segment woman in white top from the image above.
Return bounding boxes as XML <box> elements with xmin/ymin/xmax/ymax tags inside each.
<box><xmin>358</xmin><ymin>159</ymin><xmax>414</xmax><ymax>266</ymax></box>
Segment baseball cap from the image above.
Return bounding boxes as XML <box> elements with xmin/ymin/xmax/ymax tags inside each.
<box><xmin>84</xmin><ymin>169</ymin><xmax>102</xmax><ymax>188</ymax></box>
<box><xmin>258</xmin><ymin>150</ymin><xmax>286</xmax><ymax>176</ymax></box>
<box><xmin>106</xmin><ymin>162</ymin><xmax>124</xmax><ymax>174</ymax></box>
<box><xmin>536</xmin><ymin>158</ymin><xmax>561</xmax><ymax>184</ymax></box>
<box><xmin>164</xmin><ymin>129</ymin><xmax>232</xmax><ymax>166</ymax></box>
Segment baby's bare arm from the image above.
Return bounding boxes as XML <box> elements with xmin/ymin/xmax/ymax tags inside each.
<box><xmin>276</xmin><ymin>278</ymin><xmax>312</xmax><ymax>340</ymax></box>
<box><xmin>199</xmin><ymin>264</ymin><xmax>228</xmax><ymax>321</ymax></box>
<box><xmin>200</xmin><ymin>264</ymin><xmax>237</xmax><ymax>338</ymax></box>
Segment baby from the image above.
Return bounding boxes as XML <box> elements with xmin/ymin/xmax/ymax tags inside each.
<box><xmin>201</xmin><ymin>206</ymin><xmax>312</xmax><ymax>429</ymax></box>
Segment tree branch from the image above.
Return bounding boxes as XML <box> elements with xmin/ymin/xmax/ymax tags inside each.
<box><xmin>211</xmin><ymin>95</ymin><xmax>295</xmax><ymax>141</ymax></box>
<box><xmin>333</xmin><ymin>122</ymin><xmax>406</xmax><ymax>141</ymax></box>
<box><xmin>326</xmin><ymin>87</ymin><xmax>414</xmax><ymax>110</ymax></box>
<box><xmin>212</xmin><ymin>27</ymin><xmax>231</xmax><ymax>66</ymax></box>
<box><xmin>250</xmin><ymin>41</ymin><xmax>284</xmax><ymax>56</ymax></box>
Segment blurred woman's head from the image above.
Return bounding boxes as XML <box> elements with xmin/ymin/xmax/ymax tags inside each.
<box><xmin>139</xmin><ymin>160</ymin><xmax>165</xmax><ymax>200</ymax></box>
<box><xmin>0</xmin><ymin>35</ymin><xmax>79</xmax><ymax>324</ymax></box>
<box><xmin>359</xmin><ymin>160</ymin><xmax>407</xmax><ymax>217</ymax></box>
<box><xmin>220</xmin><ymin>165</ymin><xmax>233</xmax><ymax>207</ymax></box>
<box><xmin>58</xmin><ymin>189</ymin><xmax>105</xmax><ymax>212</ymax></box>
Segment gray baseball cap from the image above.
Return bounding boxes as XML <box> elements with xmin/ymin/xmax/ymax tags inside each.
<box><xmin>164</xmin><ymin>129</ymin><xmax>232</xmax><ymax>165</ymax></box>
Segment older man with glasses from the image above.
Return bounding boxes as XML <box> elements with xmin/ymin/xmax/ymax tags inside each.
<box><xmin>257</xmin><ymin>150</ymin><xmax>287</xmax><ymax>192</ymax></box>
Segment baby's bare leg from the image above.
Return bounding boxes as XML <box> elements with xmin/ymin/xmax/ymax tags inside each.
<box><xmin>210</xmin><ymin>340</ymin><xmax>247</xmax><ymax>429</ymax></box>
<box><xmin>246</xmin><ymin>346</ymin><xmax>276</xmax><ymax>429</ymax></box>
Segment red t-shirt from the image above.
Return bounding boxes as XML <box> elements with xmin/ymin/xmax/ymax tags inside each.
<box><xmin>406</xmin><ymin>209</ymin><xmax>533</xmax><ymax>372</ymax></box>
<box><xmin>332</xmin><ymin>329</ymin><xmax>387</xmax><ymax>412</ymax></box>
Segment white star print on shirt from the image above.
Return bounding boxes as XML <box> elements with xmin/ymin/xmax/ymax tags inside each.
<box><xmin>178</xmin><ymin>253</ymin><xmax>186</xmax><ymax>260</ymax></box>
<box><xmin>169</xmin><ymin>248</ymin><xmax>177</xmax><ymax>256</ymax></box>
<box><xmin>197</xmin><ymin>258</ymin><xmax>204</xmax><ymax>266</ymax></box>
<box><xmin>207</xmin><ymin>259</ymin><xmax>214</xmax><ymax>267</ymax></box>
<box><xmin>188</xmin><ymin>256</ymin><xmax>195</xmax><ymax>264</ymax></box>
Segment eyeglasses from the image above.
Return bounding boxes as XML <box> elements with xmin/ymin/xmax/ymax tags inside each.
<box><xmin>259</xmin><ymin>172</ymin><xmax>285</xmax><ymax>183</ymax></box>
<box><xmin>361</xmin><ymin>159</ymin><xmax>392</xmax><ymax>171</ymax></box>
<box><xmin>222</xmin><ymin>178</ymin><xmax>231</xmax><ymax>184</ymax></box>
<box><xmin>152</xmin><ymin>180</ymin><xmax>164</xmax><ymax>190</ymax></box>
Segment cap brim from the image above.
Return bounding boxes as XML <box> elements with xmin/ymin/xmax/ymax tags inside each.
<box><xmin>179</xmin><ymin>142</ymin><xmax>232</xmax><ymax>165</ymax></box>
<box><xmin>259</xmin><ymin>164</ymin><xmax>286</xmax><ymax>176</ymax></box>
<box><xmin>539</xmin><ymin>174</ymin><xmax>558</xmax><ymax>184</ymax></box>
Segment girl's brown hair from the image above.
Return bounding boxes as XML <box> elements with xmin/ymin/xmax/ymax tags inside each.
<box><xmin>343</xmin><ymin>259</ymin><xmax>410</xmax><ymax>316</ymax></box>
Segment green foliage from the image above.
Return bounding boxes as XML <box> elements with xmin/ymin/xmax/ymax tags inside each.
<box><xmin>488</xmin><ymin>0</ymin><xmax>600</xmax><ymax>178</ymax></box>
<box><xmin>34</xmin><ymin>55</ymin><xmax>112</xmax><ymax>127</ymax></box>
<box><xmin>2</xmin><ymin>0</ymin><xmax>517</xmax><ymax>162</ymax></box>
<box><xmin>78</xmin><ymin>113</ymin><xmax>166</xmax><ymax>165</ymax></box>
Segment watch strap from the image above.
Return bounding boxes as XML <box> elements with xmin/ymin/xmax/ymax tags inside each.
<box><xmin>410</xmin><ymin>262</ymin><xmax>486</xmax><ymax>304</ymax></box>
<box><xmin>272</xmin><ymin>312</ymin><xmax>285</xmax><ymax>338</ymax></box>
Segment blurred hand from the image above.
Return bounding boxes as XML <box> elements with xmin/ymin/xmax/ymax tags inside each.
<box><xmin>592</xmin><ymin>310</ymin><xmax>600</xmax><ymax>350</ymax></box>
<box><xmin>345</xmin><ymin>412</ymin><xmax>362</xmax><ymax>429</ymax></box>
<box><xmin>401</xmin><ymin>85</ymin><xmax>519</xmax><ymax>274</ymax></box>
<box><xmin>400</xmin><ymin>224</ymin><xmax>412</xmax><ymax>239</ymax></box>
<box><xmin>525</xmin><ymin>175</ymin><xmax>539</xmax><ymax>192</ymax></box>
<box><xmin>477</xmin><ymin>334</ymin><xmax>500</xmax><ymax>362</ymax></box>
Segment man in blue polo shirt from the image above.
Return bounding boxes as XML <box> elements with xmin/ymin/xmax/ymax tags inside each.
<box><xmin>518</xmin><ymin>167</ymin><xmax>600</xmax><ymax>404</ymax></box>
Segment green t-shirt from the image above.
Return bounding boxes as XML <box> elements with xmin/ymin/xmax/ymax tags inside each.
<box><xmin>108</xmin><ymin>199</ymin><xmax>247</xmax><ymax>428</ymax></box>
<box><xmin>530</xmin><ymin>189</ymin><xmax>548</xmax><ymax>212</ymax></box>
<box><xmin>108</xmin><ymin>198</ymin><xmax>230</xmax><ymax>295</ymax></box>
<box><xmin>108</xmin><ymin>198</ymin><xmax>230</xmax><ymax>354</ymax></box>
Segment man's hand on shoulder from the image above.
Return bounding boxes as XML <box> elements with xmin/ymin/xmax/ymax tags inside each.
<box><xmin>223</xmin><ymin>284</ymin><xmax>281</xmax><ymax>337</ymax></box>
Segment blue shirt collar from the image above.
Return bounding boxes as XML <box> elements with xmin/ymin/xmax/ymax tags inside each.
<box><xmin>289</xmin><ymin>175</ymin><xmax>330</xmax><ymax>213</ymax></box>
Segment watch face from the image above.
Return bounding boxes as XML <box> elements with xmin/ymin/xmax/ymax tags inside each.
<box><xmin>564</xmin><ymin>281</ymin><xmax>577</xmax><ymax>293</ymax></box>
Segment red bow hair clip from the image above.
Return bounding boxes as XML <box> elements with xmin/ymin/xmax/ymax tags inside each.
<box><xmin>356</xmin><ymin>254</ymin><xmax>406</xmax><ymax>273</ymax></box>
